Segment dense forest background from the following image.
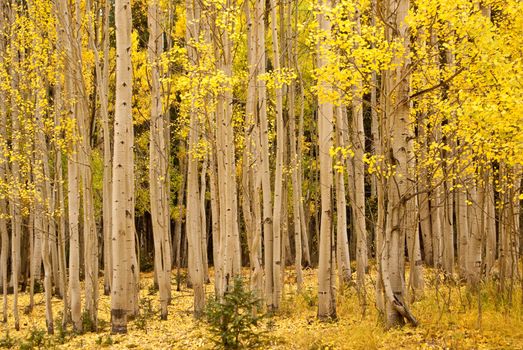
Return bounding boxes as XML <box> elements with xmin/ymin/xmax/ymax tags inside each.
<box><xmin>0</xmin><ymin>0</ymin><xmax>522</xmax><ymax>348</ymax></box>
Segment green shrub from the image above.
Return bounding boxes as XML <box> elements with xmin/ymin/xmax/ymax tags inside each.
<box><xmin>95</xmin><ymin>334</ymin><xmax>114</xmax><ymax>347</ymax></box>
<box><xmin>81</xmin><ymin>311</ymin><xmax>96</xmax><ymax>333</ymax></box>
<box><xmin>20</xmin><ymin>326</ymin><xmax>47</xmax><ymax>350</ymax></box>
<box><xmin>135</xmin><ymin>297</ymin><xmax>157</xmax><ymax>333</ymax></box>
<box><xmin>205</xmin><ymin>277</ymin><xmax>266</xmax><ymax>349</ymax></box>
<box><xmin>54</xmin><ymin>312</ymin><xmax>69</xmax><ymax>344</ymax></box>
<box><xmin>0</xmin><ymin>329</ymin><xmax>15</xmax><ymax>349</ymax></box>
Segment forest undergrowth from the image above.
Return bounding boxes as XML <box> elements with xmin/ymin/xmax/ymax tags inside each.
<box><xmin>1</xmin><ymin>266</ymin><xmax>522</xmax><ymax>349</ymax></box>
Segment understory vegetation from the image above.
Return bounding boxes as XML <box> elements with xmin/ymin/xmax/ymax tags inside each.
<box><xmin>1</xmin><ymin>268</ymin><xmax>522</xmax><ymax>349</ymax></box>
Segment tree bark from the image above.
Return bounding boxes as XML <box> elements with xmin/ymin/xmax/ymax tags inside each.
<box><xmin>378</xmin><ymin>0</ymin><xmax>418</xmax><ymax>328</ymax></box>
<box><xmin>270</xmin><ymin>0</ymin><xmax>284</xmax><ymax>310</ymax></box>
<box><xmin>149</xmin><ymin>0</ymin><xmax>172</xmax><ymax>320</ymax></box>
<box><xmin>111</xmin><ymin>0</ymin><xmax>137</xmax><ymax>333</ymax></box>
<box><xmin>317</xmin><ymin>1</ymin><xmax>336</xmax><ymax>320</ymax></box>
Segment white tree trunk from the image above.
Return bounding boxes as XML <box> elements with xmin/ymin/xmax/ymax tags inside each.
<box><xmin>111</xmin><ymin>0</ymin><xmax>137</xmax><ymax>333</ymax></box>
<box><xmin>317</xmin><ymin>2</ymin><xmax>336</xmax><ymax>320</ymax></box>
<box><xmin>149</xmin><ymin>0</ymin><xmax>172</xmax><ymax>319</ymax></box>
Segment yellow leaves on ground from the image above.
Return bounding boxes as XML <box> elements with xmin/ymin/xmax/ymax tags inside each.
<box><xmin>2</xmin><ymin>268</ymin><xmax>523</xmax><ymax>349</ymax></box>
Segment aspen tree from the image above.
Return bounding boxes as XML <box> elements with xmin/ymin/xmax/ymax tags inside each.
<box><xmin>185</xmin><ymin>0</ymin><xmax>205</xmax><ymax>315</ymax></box>
<box><xmin>334</xmin><ymin>105</ymin><xmax>351</xmax><ymax>287</ymax></box>
<box><xmin>27</xmin><ymin>2</ymin><xmax>55</xmax><ymax>328</ymax></box>
<box><xmin>34</xmin><ymin>83</ymin><xmax>54</xmax><ymax>334</ymax></box>
<box><xmin>0</xmin><ymin>106</ymin><xmax>7</xmax><ymax>324</ymax></box>
<box><xmin>89</xmin><ymin>0</ymin><xmax>113</xmax><ymax>296</ymax></box>
<box><xmin>430</xmin><ymin>176</ymin><xmax>443</xmax><ymax>268</ymax></box>
<box><xmin>369</xmin><ymin>0</ymin><xmax>378</xmax><ymax>202</ymax></box>
<box><xmin>111</xmin><ymin>0</ymin><xmax>137</xmax><ymax>333</ymax></box>
<box><xmin>440</xmin><ymin>41</ymin><xmax>457</xmax><ymax>276</ymax></box>
<box><xmin>406</xmin><ymin>144</ymin><xmax>423</xmax><ymax>295</ymax></box>
<box><xmin>243</xmin><ymin>0</ymin><xmax>263</xmax><ymax>296</ymax></box>
<box><xmin>317</xmin><ymin>0</ymin><xmax>336</xmax><ymax>320</ymax></box>
<box><xmin>67</xmin><ymin>143</ymin><xmax>82</xmax><ymax>332</ymax></box>
<box><xmin>0</xmin><ymin>2</ymin><xmax>9</xmax><ymax>323</ymax></box>
<box><xmin>467</xmin><ymin>179</ymin><xmax>482</xmax><ymax>288</ymax></box>
<box><xmin>484</xmin><ymin>172</ymin><xmax>496</xmax><ymax>276</ymax></box>
<box><xmin>441</xmin><ymin>150</ymin><xmax>454</xmax><ymax>274</ymax></box>
<box><xmin>286</xmin><ymin>0</ymin><xmax>304</xmax><ymax>289</ymax></box>
<box><xmin>56</xmin><ymin>0</ymin><xmax>82</xmax><ymax>331</ymax></box>
<box><xmin>8</xmin><ymin>1</ymin><xmax>23</xmax><ymax>331</ymax></box>
<box><xmin>456</xmin><ymin>169</ymin><xmax>470</xmax><ymax>278</ymax></box>
<box><xmin>295</xmin><ymin>22</ymin><xmax>310</xmax><ymax>269</ymax></box>
<box><xmin>208</xmin><ymin>150</ymin><xmax>221</xmax><ymax>295</ymax></box>
<box><xmin>55</xmin><ymin>0</ymin><xmax>100</xmax><ymax>329</ymax></box>
<box><xmin>378</xmin><ymin>0</ymin><xmax>418</xmax><ymax>328</ymax></box>
<box><xmin>417</xmin><ymin>128</ymin><xmax>433</xmax><ymax>266</ymax></box>
<box><xmin>499</xmin><ymin>165</ymin><xmax>520</xmax><ymax>288</ymax></box>
<box><xmin>269</xmin><ymin>0</ymin><xmax>284</xmax><ymax>310</ymax></box>
<box><xmin>149</xmin><ymin>0</ymin><xmax>172</xmax><ymax>319</ymax></box>
<box><xmin>242</xmin><ymin>0</ymin><xmax>256</xmax><ymax>274</ymax></box>
<box><xmin>200</xmin><ymin>156</ymin><xmax>209</xmax><ymax>283</ymax></box>
<box><xmin>350</xmin><ymin>6</ymin><xmax>367</xmax><ymax>291</ymax></box>
<box><xmin>73</xmin><ymin>0</ymin><xmax>98</xmax><ymax>328</ymax></box>
<box><xmin>255</xmin><ymin>0</ymin><xmax>275</xmax><ymax>308</ymax></box>
<box><xmin>29</xmin><ymin>164</ymin><xmax>43</xmax><ymax>312</ymax></box>
<box><xmin>186</xmin><ymin>106</ymin><xmax>205</xmax><ymax>315</ymax></box>
<box><xmin>212</xmin><ymin>0</ymin><xmax>241</xmax><ymax>296</ymax></box>
<box><xmin>52</xmin><ymin>0</ymin><xmax>68</xmax><ymax>319</ymax></box>
<box><xmin>173</xmin><ymin>146</ymin><xmax>186</xmax><ymax>274</ymax></box>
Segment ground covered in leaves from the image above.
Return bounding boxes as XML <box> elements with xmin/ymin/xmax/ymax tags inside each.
<box><xmin>1</xmin><ymin>267</ymin><xmax>523</xmax><ymax>349</ymax></box>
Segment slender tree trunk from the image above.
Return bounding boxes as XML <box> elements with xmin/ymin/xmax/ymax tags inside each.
<box><xmin>417</xmin><ymin>125</ymin><xmax>433</xmax><ymax>266</ymax></box>
<box><xmin>72</xmin><ymin>2</ymin><xmax>98</xmax><ymax>329</ymax></box>
<box><xmin>185</xmin><ymin>0</ymin><xmax>205</xmax><ymax>313</ymax></box>
<box><xmin>212</xmin><ymin>0</ymin><xmax>241</xmax><ymax>296</ymax></box>
<box><xmin>378</xmin><ymin>0</ymin><xmax>418</xmax><ymax>328</ymax></box>
<box><xmin>58</xmin><ymin>0</ymin><xmax>84</xmax><ymax>332</ymax></box>
<box><xmin>484</xmin><ymin>171</ymin><xmax>496</xmax><ymax>276</ymax></box>
<box><xmin>350</xmin><ymin>7</ymin><xmax>368</xmax><ymax>292</ymax></box>
<box><xmin>456</xmin><ymin>173</ymin><xmax>469</xmax><ymax>278</ymax></box>
<box><xmin>431</xmin><ymin>188</ymin><xmax>443</xmax><ymax>268</ymax></box>
<box><xmin>244</xmin><ymin>0</ymin><xmax>263</xmax><ymax>297</ymax></box>
<box><xmin>441</xmin><ymin>166</ymin><xmax>454</xmax><ymax>275</ymax></box>
<box><xmin>255</xmin><ymin>0</ymin><xmax>274</xmax><ymax>308</ymax></box>
<box><xmin>52</xmin><ymin>2</ymin><xmax>68</xmax><ymax>316</ymax></box>
<box><xmin>317</xmin><ymin>1</ymin><xmax>336</xmax><ymax>320</ymax></box>
<box><xmin>370</xmin><ymin>0</ymin><xmax>378</xmax><ymax>203</ymax></box>
<box><xmin>467</xmin><ymin>180</ymin><xmax>482</xmax><ymax>289</ymax></box>
<box><xmin>499</xmin><ymin>164</ymin><xmax>519</xmax><ymax>288</ymax></box>
<box><xmin>406</xmin><ymin>160</ymin><xmax>424</xmax><ymax>296</ymax></box>
<box><xmin>0</xmin><ymin>14</ymin><xmax>9</xmax><ymax>322</ymax></box>
<box><xmin>111</xmin><ymin>0</ymin><xmax>137</xmax><ymax>333</ymax></box>
<box><xmin>29</xmin><ymin>194</ymin><xmax>42</xmax><ymax>312</ymax></box>
<box><xmin>174</xmin><ymin>145</ymin><xmax>186</xmax><ymax>275</ymax></box>
<box><xmin>34</xmin><ymin>83</ymin><xmax>54</xmax><ymax>334</ymax></box>
<box><xmin>68</xmin><ymin>147</ymin><xmax>82</xmax><ymax>332</ymax></box>
<box><xmin>186</xmin><ymin>114</ymin><xmax>205</xmax><ymax>315</ymax></box>
<box><xmin>269</xmin><ymin>0</ymin><xmax>284</xmax><ymax>310</ymax></box>
<box><xmin>288</xmin><ymin>56</ymin><xmax>304</xmax><ymax>290</ymax></box>
<box><xmin>149</xmin><ymin>0</ymin><xmax>172</xmax><ymax>320</ymax></box>
<box><xmin>208</xmin><ymin>150</ymin><xmax>221</xmax><ymax>295</ymax></box>
<box><xmin>200</xmin><ymin>157</ymin><xmax>209</xmax><ymax>283</ymax></box>
<box><xmin>90</xmin><ymin>0</ymin><xmax>114</xmax><ymax>297</ymax></box>
<box><xmin>9</xmin><ymin>11</ymin><xmax>23</xmax><ymax>329</ymax></box>
<box><xmin>335</xmin><ymin>106</ymin><xmax>351</xmax><ymax>287</ymax></box>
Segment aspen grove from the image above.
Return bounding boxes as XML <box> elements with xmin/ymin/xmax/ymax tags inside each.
<box><xmin>0</xmin><ymin>0</ymin><xmax>522</xmax><ymax>348</ymax></box>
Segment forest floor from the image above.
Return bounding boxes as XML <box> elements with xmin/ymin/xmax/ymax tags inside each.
<box><xmin>1</xmin><ymin>266</ymin><xmax>523</xmax><ymax>349</ymax></box>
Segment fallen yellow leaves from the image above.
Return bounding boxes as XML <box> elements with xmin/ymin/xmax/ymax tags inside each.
<box><xmin>1</xmin><ymin>268</ymin><xmax>523</xmax><ymax>349</ymax></box>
